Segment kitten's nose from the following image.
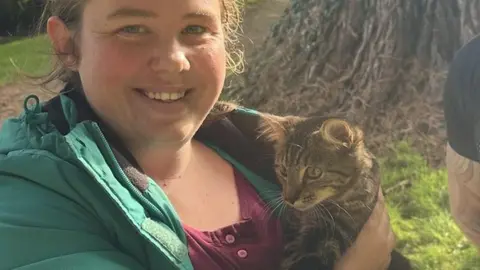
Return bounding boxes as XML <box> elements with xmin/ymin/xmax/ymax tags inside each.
<box><xmin>283</xmin><ymin>188</ymin><xmax>301</xmax><ymax>204</ymax></box>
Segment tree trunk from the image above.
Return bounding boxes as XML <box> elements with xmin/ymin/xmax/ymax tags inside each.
<box><xmin>460</xmin><ymin>0</ymin><xmax>480</xmax><ymax>43</ymax></box>
<box><xmin>225</xmin><ymin>0</ymin><xmax>467</xmax><ymax>166</ymax></box>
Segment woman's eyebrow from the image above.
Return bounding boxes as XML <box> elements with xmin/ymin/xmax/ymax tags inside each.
<box><xmin>107</xmin><ymin>8</ymin><xmax>158</xmax><ymax>19</ymax></box>
<box><xmin>183</xmin><ymin>10</ymin><xmax>218</xmax><ymax>20</ymax></box>
<box><xmin>107</xmin><ymin>8</ymin><xmax>218</xmax><ymax>21</ymax></box>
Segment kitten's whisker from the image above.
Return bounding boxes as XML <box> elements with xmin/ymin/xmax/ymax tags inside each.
<box><xmin>259</xmin><ymin>201</ymin><xmax>284</xmax><ymax>233</ymax></box>
<box><xmin>319</xmin><ymin>204</ymin><xmax>336</xmax><ymax>239</ymax></box>
<box><xmin>311</xmin><ymin>205</ymin><xmax>326</xmax><ymax>238</ymax></box>
<box><xmin>318</xmin><ymin>204</ymin><xmax>328</xmax><ymax>231</ymax></box>
<box><xmin>313</xmin><ymin>205</ymin><xmax>326</xmax><ymax>226</ymax></box>
<box><xmin>291</xmin><ymin>143</ymin><xmax>303</xmax><ymax>150</ymax></box>
<box><xmin>260</xmin><ymin>195</ymin><xmax>285</xmax><ymax>223</ymax></box>
<box><xmin>331</xmin><ymin>201</ymin><xmax>354</xmax><ymax>223</ymax></box>
<box><xmin>260</xmin><ymin>189</ymin><xmax>284</xmax><ymax>220</ymax></box>
<box><xmin>262</xmin><ymin>197</ymin><xmax>281</xmax><ymax>216</ymax></box>
<box><xmin>257</xmin><ymin>205</ymin><xmax>277</xmax><ymax>232</ymax></box>
<box><xmin>270</xmin><ymin>198</ymin><xmax>291</xmax><ymax>224</ymax></box>
<box><xmin>326</xmin><ymin>200</ymin><xmax>356</xmax><ymax>224</ymax></box>
<box><xmin>260</xmin><ymin>197</ymin><xmax>277</xmax><ymax>215</ymax></box>
<box><xmin>280</xmin><ymin>203</ymin><xmax>288</xmax><ymax>217</ymax></box>
<box><xmin>263</xmin><ymin>192</ymin><xmax>283</xmax><ymax>205</ymax></box>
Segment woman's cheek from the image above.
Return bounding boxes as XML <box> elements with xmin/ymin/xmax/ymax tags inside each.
<box><xmin>195</xmin><ymin>42</ymin><xmax>227</xmax><ymax>84</ymax></box>
<box><xmin>94</xmin><ymin>40</ymin><xmax>147</xmax><ymax>78</ymax></box>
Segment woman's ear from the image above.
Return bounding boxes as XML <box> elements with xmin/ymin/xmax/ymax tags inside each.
<box><xmin>46</xmin><ymin>16</ymin><xmax>78</xmax><ymax>71</ymax></box>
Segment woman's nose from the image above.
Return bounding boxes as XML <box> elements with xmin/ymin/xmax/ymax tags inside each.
<box><xmin>149</xmin><ymin>41</ymin><xmax>190</xmax><ymax>74</ymax></box>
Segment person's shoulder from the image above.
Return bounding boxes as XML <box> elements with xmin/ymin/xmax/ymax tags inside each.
<box><xmin>0</xmin><ymin>93</ymin><xmax>97</xmax><ymax>198</ymax></box>
<box><xmin>0</xmin><ymin>94</ymin><xmax>73</xmax><ymax>163</ymax></box>
<box><xmin>447</xmin><ymin>34</ymin><xmax>480</xmax><ymax>79</ymax></box>
<box><xmin>456</xmin><ymin>34</ymin><xmax>480</xmax><ymax>57</ymax></box>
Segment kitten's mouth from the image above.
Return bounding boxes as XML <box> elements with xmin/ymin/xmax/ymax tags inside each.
<box><xmin>292</xmin><ymin>187</ymin><xmax>337</xmax><ymax>211</ymax></box>
<box><xmin>292</xmin><ymin>202</ymin><xmax>316</xmax><ymax>211</ymax></box>
<box><xmin>314</xmin><ymin>187</ymin><xmax>336</xmax><ymax>201</ymax></box>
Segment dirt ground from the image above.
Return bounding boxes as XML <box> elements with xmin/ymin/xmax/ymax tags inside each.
<box><xmin>0</xmin><ymin>0</ymin><xmax>290</xmax><ymax>124</ymax></box>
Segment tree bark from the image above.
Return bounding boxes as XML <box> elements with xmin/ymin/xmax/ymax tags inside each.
<box><xmin>460</xmin><ymin>0</ymin><xmax>480</xmax><ymax>43</ymax></box>
<box><xmin>225</xmin><ymin>0</ymin><xmax>467</xmax><ymax>166</ymax></box>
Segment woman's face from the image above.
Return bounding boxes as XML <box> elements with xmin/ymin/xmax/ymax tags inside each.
<box><xmin>53</xmin><ymin>0</ymin><xmax>226</xmax><ymax>149</ymax></box>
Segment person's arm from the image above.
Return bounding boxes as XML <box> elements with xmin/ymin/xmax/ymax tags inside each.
<box><xmin>446</xmin><ymin>143</ymin><xmax>480</xmax><ymax>249</ymax></box>
<box><xmin>333</xmin><ymin>189</ymin><xmax>395</xmax><ymax>270</ymax></box>
<box><xmin>0</xmin><ymin>173</ymin><xmax>147</xmax><ymax>270</ymax></box>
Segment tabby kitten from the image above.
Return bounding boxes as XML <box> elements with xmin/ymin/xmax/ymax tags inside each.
<box><xmin>257</xmin><ymin>113</ymin><xmax>410</xmax><ymax>270</ymax></box>
<box><xmin>205</xmin><ymin>101</ymin><xmax>411</xmax><ymax>270</ymax></box>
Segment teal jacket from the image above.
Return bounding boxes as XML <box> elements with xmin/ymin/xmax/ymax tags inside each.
<box><xmin>0</xmin><ymin>89</ymin><xmax>281</xmax><ymax>270</ymax></box>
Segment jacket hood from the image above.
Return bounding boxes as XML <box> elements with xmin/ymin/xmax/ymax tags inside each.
<box><xmin>0</xmin><ymin>94</ymin><xmax>72</xmax><ymax>156</ymax></box>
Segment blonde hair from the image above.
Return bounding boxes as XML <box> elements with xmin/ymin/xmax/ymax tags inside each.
<box><xmin>35</xmin><ymin>0</ymin><xmax>245</xmax><ymax>88</ymax></box>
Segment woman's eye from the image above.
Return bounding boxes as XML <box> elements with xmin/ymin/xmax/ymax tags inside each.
<box><xmin>182</xmin><ymin>25</ymin><xmax>207</xmax><ymax>35</ymax></box>
<box><xmin>119</xmin><ymin>25</ymin><xmax>148</xmax><ymax>34</ymax></box>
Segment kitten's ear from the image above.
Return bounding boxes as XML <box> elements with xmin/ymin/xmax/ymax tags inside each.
<box><xmin>315</xmin><ymin>118</ymin><xmax>364</xmax><ymax>148</ymax></box>
<box><xmin>257</xmin><ymin>113</ymin><xmax>300</xmax><ymax>145</ymax></box>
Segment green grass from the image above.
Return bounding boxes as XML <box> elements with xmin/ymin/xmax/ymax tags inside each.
<box><xmin>381</xmin><ymin>141</ymin><xmax>480</xmax><ymax>270</ymax></box>
<box><xmin>0</xmin><ymin>35</ymin><xmax>52</xmax><ymax>85</ymax></box>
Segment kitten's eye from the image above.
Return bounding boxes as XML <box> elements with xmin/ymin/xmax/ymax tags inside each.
<box><xmin>306</xmin><ymin>167</ymin><xmax>323</xmax><ymax>178</ymax></box>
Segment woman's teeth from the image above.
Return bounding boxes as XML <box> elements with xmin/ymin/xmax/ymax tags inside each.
<box><xmin>143</xmin><ymin>90</ymin><xmax>186</xmax><ymax>102</ymax></box>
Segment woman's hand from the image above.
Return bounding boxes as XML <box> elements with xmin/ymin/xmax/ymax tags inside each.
<box><xmin>334</xmin><ymin>190</ymin><xmax>395</xmax><ymax>270</ymax></box>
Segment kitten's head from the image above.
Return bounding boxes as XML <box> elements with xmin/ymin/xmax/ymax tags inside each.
<box><xmin>259</xmin><ymin>115</ymin><xmax>373</xmax><ymax>211</ymax></box>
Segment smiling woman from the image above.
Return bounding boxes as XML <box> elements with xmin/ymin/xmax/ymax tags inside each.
<box><xmin>35</xmin><ymin>0</ymin><xmax>244</xmax><ymax>88</ymax></box>
<box><xmin>0</xmin><ymin>0</ymin><xmax>396</xmax><ymax>270</ymax></box>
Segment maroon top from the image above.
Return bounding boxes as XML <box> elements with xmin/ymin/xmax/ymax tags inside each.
<box><xmin>183</xmin><ymin>169</ymin><xmax>284</xmax><ymax>269</ymax></box>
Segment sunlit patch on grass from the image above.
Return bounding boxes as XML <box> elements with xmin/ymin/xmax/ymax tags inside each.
<box><xmin>0</xmin><ymin>35</ymin><xmax>52</xmax><ymax>85</ymax></box>
<box><xmin>381</xmin><ymin>141</ymin><xmax>480</xmax><ymax>270</ymax></box>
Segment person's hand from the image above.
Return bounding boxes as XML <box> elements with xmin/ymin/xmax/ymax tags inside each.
<box><xmin>333</xmin><ymin>189</ymin><xmax>395</xmax><ymax>270</ymax></box>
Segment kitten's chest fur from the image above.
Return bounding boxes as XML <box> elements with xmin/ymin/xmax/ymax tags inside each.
<box><xmin>294</xmin><ymin>189</ymin><xmax>376</xmax><ymax>233</ymax></box>
<box><xmin>282</xmin><ymin>179</ymin><xmax>378</xmax><ymax>270</ymax></box>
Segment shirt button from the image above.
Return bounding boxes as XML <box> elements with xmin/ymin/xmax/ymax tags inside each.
<box><xmin>225</xmin><ymin>234</ymin><xmax>235</xmax><ymax>244</ymax></box>
<box><xmin>237</xmin><ymin>249</ymin><xmax>248</xmax><ymax>258</ymax></box>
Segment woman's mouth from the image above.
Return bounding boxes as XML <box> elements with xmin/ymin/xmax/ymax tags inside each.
<box><xmin>136</xmin><ymin>88</ymin><xmax>191</xmax><ymax>103</ymax></box>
